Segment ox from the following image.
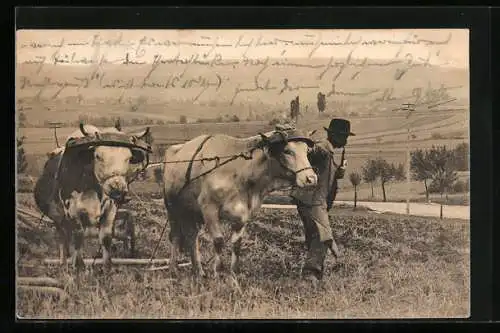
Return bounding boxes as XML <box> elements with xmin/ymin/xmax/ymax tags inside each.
<box><xmin>33</xmin><ymin>121</ymin><xmax>151</xmax><ymax>272</ymax></box>
<box><xmin>162</xmin><ymin>127</ymin><xmax>318</xmax><ymax>278</ymax></box>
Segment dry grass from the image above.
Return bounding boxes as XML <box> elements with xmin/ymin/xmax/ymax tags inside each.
<box><xmin>16</xmin><ymin>190</ymin><xmax>469</xmax><ymax>319</ymax></box>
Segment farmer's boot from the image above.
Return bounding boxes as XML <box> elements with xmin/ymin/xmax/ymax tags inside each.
<box><xmin>302</xmin><ymin>238</ymin><xmax>329</xmax><ymax>282</ymax></box>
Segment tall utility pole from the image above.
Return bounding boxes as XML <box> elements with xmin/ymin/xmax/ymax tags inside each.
<box><xmin>400</xmin><ymin>103</ymin><xmax>416</xmax><ymax>215</ymax></box>
<box><xmin>48</xmin><ymin>122</ymin><xmax>63</xmax><ymax>148</ymax></box>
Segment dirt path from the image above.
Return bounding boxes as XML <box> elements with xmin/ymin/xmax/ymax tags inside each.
<box><xmin>261</xmin><ymin>201</ymin><xmax>470</xmax><ymax>220</ymax></box>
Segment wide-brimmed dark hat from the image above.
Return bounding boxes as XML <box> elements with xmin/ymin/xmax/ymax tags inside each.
<box><xmin>323</xmin><ymin>118</ymin><xmax>356</xmax><ymax>136</ymax></box>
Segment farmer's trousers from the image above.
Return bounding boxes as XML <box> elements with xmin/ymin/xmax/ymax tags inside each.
<box><xmin>296</xmin><ymin>202</ymin><xmax>333</xmax><ymax>274</ymax></box>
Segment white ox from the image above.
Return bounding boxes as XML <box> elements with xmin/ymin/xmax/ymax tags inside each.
<box><xmin>162</xmin><ymin>128</ymin><xmax>318</xmax><ymax>278</ymax></box>
<box><xmin>33</xmin><ymin>121</ymin><xmax>151</xmax><ymax>272</ymax></box>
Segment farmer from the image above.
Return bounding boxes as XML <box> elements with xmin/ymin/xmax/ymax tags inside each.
<box><xmin>291</xmin><ymin>118</ymin><xmax>355</xmax><ymax>283</ymax></box>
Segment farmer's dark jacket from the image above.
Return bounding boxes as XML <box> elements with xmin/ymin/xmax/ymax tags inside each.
<box><xmin>291</xmin><ymin>140</ymin><xmax>338</xmax><ymax>207</ymax></box>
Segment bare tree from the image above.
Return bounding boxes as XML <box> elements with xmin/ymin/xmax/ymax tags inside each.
<box><xmin>349</xmin><ymin>171</ymin><xmax>361</xmax><ymax>209</ymax></box>
<box><xmin>392</xmin><ymin>162</ymin><xmax>406</xmax><ymax>182</ymax></box>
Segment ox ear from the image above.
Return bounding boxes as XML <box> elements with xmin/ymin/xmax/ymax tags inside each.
<box><xmin>130</xmin><ymin>149</ymin><xmax>146</xmax><ymax>164</ymax></box>
<box><xmin>114</xmin><ymin>118</ymin><xmax>122</xmax><ymax>132</ymax></box>
<box><xmin>79</xmin><ymin>122</ymin><xmax>89</xmax><ymax>136</ymax></box>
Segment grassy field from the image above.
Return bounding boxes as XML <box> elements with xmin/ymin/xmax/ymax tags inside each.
<box><xmin>16</xmin><ymin>190</ymin><xmax>469</xmax><ymax>319</ymax></box>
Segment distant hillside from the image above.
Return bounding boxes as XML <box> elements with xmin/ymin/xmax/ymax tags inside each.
<box><xmin>16</xmin><ymin>57</ymin><xmax>469</xmax><ymax>123</ymax></box>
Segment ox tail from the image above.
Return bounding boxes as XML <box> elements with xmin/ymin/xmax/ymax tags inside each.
<box><xmin>162</xmin><ymin>191</ymin><xmax>183</xmax><ymax>253</ymax></box>
<box><xmin>33</xmin><ymin>152</ymin><xmax>64</xmax><ymax>217</ymax></box>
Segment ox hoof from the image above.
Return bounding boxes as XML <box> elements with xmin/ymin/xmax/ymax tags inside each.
<box><xmin>192</xmin><ymin>266</ymin><xmax>207</xmax><ymax>279</ymax></box>
<box><xmin>102</xmin><ymin>259</ymin><xmax>112</xmax><ymax>273</ymax></box>
<box><xmin>230</xmin><ymin>258</ymin><xmax>241</xmax><ymax>275</ymax></box>
<box><xmin>71</xmin><ymin>255</ymin><xmax>86</xmax><ymax>272</ymax></box>
<box><xmin>213</xmin><ymin>258</ymin><xmax>226</xmax><ymax>277</ymax></box>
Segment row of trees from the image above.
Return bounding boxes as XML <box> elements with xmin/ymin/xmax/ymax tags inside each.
<box><xmin>410</xmin><ymin>143</ymin><xmax>469</xmax><ymax>201</ymax></box>
<box><xmin>348</xmin><ymin>143</ymin><xmax>469</xmax><ymax>205</ymax></box>
<box><xmin>349</xmin><ymin>158</ymin><xmax>405</xmax><ymax>204</ymax></box>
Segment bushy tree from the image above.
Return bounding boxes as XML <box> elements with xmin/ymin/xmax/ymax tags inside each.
<box><xmin>426</xmin><ymin>145</ymin><xmax>459</xmax><ymax>200</ymax></box>
<box><xmin>17</xmin><ymin>136</ymin><xmax>28</xmax><ymax>174</ymax></box>
<box><xmin>410</xmin><ymin>148</ymin><xmax>433</xmax><ymax>201</ymax></box>
<box><xmin>18</xmin><ymin>111</ymin><xmax>27</xmax><ymax>128</ymax></box>
<box><xmin>349</xmin><ymin>171</ymin><xmax>361</xmax><ymax>209</ymax></box>
<box><xmin>290</xmin><ymin>96</ymin><xmax>300</xmax><ymax>121</ymax></box>
<box><xmin>317</xmin><ymin>92</ymin><xmax>326</xmax><ymax>113</ymax></box>
<box><xmin>392</xmin><ymin>162</ymin><xmax>406</xmax><ymax>182</ymax></box>
<box><xmin>453</xmin><ymin>142</ymin><xmax>469</xmax><ymax>171</ymax></box>
<box><xmin>375</xmin><ymin>158</ymin><xmax>394</xmax><ymax>202</ymax></box>
<box><xmin>362</xmin><ymin>159</ymin><xmax>378</xmax><ymax>198</ymax></box>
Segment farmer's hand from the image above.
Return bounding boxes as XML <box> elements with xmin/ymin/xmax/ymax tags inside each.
<box><xmin>335</xmin><ymin>166</ymin><xmax>346</xmax><ymax>179</ymax></box>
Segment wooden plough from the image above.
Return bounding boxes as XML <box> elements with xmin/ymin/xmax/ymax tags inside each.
<box><xmin>16</xmin><ymin>202</ymin><xmax>190</xmax><ymax>286</ymax></box>
<box><xmin>16</xmin><ymin>276</ymin><xmax>68</xmax><ymax>300</ymax></box>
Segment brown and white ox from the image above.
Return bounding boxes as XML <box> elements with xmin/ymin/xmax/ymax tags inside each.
<box><xmin>162</xmin><ymin>128</ymin><xmax>318</xmax><ymax>278</ymax></box>
<box><xmin>34</xmin><ymin>122</ymin><xmax>151</xmax><ymax>272</ymax></box>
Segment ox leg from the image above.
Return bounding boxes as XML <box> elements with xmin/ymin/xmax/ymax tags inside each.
<box><xmin>201</xmin><ymin>204</ymin><xmax>225</xmax><ymax>277</ymax></box>
<box><xmin>55</xmin><ymin>222</ymin><xmax>69</xmax><ymax>267</ymax></box>
<box><xmin>99</xmin><ymin>203</ymin><xmax>118</xmax><ymax>272</ymax></box>
<box><xmin>169</xmin><ymin>235</ymin><xmax>180</xmax><ymax>278</ymax></box>
<box><xmin>71</xmin><ymin>225</ymin><xmax>85</xmax><ymax>273</ymax></box>
<box><xmin>168</xmin><ymin>215</ymin><xmax>181</xmax><ymax>278</ymax></box>
<box><xmin>230</xmin><ymin>222</ymin><xmax>246</xmax><ymax>275</ymax></box>
<box><xmin>128</xmin><ymin>222</ymin><xmax>136</xmax><ymax>258</ymax></box>
<box><xmin>189</xmin><ymin>230</ymin><xmax>206</xmax><ymax>279</ymax></box>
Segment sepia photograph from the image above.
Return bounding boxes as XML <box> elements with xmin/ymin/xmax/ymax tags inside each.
<box><xmin>15</xmin><ymin>28</ymin><xmax>470</xmax><ymax>319</ymax></box>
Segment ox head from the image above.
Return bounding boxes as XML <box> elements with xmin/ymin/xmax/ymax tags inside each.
<box><xmin>259</xmin><ymin>126</ymin><xmax>318</xmax><ymax>188</ymax></box>
<box><xmin>70</xmin><ymin>120</ymin><xmax>152</xmax><ymax>202</ymax></box>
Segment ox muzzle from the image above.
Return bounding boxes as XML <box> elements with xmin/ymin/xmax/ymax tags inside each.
<box><xmin>102</xmin><ymin>175</ymin><xmax>129</xmax><ymax>202</ymax></box>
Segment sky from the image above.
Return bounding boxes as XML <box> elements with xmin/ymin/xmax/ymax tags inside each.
<box><xmin>16</xmin><ymin>29</ymin><xmax>469</xmax><ymax>68</ymax></box>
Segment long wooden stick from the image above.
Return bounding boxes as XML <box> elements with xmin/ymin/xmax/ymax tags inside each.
<box><xmin>43</xmin><ymin>258</ymin><xmax>172</xmax><ymax>266</ymax></box>
<box><xmin>17</xmin><ymin>285</ymin><xmax>68</xmax><ymax>300</ymax></box>
<box><xmin>145</xmin><ymin>262</ymin><xmax>192</xmax><ymax>271</ymax></box>
<box><xmin>17</xmin><ymin>207</ymin><xmax>52</xmax><ymax>223</ymax></box>
<box><xmin>17</xmin><ymin>214</ymin><xmax>41</xmax><ymax>230</ymax></box>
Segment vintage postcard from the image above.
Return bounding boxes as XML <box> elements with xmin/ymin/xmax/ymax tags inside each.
<box><xmin>16</xmin><ymin>29</ymin><xmax>470</xmax><ymax>319</ymax></box>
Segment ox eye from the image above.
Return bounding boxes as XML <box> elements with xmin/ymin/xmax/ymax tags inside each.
<box><xmin>284</xmin><ymin>149</ymin><xmax>294</xmax><ymax>156</ymax></box>
<box><xmin>95</xmin><ymin>153</ymin><xmax>103</xmax><ymax>161</ymax></box>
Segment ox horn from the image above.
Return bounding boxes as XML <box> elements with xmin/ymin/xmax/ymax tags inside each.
<box><xmin>137</xmin><ymin>126</ymin><xmax>150</xmax><ymax>139</ymax></box>
<box><xmin>132</xmin><ymin>127</ymin><xmax>152</xmax><ymax>144</ymax></box>
<box><xmin>79</xmin><ymin>122</ymin><xmax>89</xmax><ymax>136</ymax></box>
<box><xmin>114</xmin><ymin>118</ymin><xmax>122</xmax><ymax>131</ymax></box>
<box><xmin>308</xmin><ymin>129</ymin><xmax>317</xmax><ymax>137</ymax></box>
<box><xmin>259</xmin><ymin>132</ymin><xmax>270</xmax><ymax>145</ymax></box>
